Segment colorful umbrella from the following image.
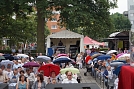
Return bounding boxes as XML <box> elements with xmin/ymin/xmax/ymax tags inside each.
<box><xmin>57</xmin><ymin>54</ymin><xmax>67</xmax><ymax>57</ymax></box>
<box><xmin>38</xmin><ymin>64</ymin><xmax>60</xmax><ymax>77</ymax></box>
<box><xmin>53</xmin><ymin>57</ymin><xmax>72</xmax><ymax>63</ymax></box>
<box><xmin>85</xmin><ymin>56</ymin><xmax>92</xmax><ymax>64</ymax></box>
<box><xmin>116</xmin><ymin>53</ymin><xmax>125</xmax><ymax>58</ymax></box>
<box><xmin>22</xmin><ymin>62</ymin><xmax>40</xmax><ymax>68</ymax></box>
<box><xmin>97</xmin><ymin>55</ymin><xmax>111</xmax><ymax>60</ymax></box>
<box><xmin>118</xmin><ymin>54</ymin><xmax>130</xmax><ymax>58</ymax></box>
<box><xmin>60</xmin><ymin>68</ymin><xmax>80</xmax><ymax>74</ymax></box>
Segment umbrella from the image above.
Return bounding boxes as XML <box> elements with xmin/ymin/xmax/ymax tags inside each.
<box><xmin>0</xmin><ymin>56</ymin><xmax>5</xmax><ymax>60</ymax></box>
<box><xmin>90</xmin><ymin>52</ymin><xmax>99</xmax><ymax>56</ymax></box>
<box><xmin>57</xmin><ymin>54</ymin><xmax>67</xmax><ymax>57</ymax></box>
<box><xmin>107</xmin><ymin>50</ymin><xmax>117</xmax><ymax>54</ymax></box>
<box><xmin>116</xmin><ymin>53</ymin><xmax>125</xmax><ymax>58</ymax></box>
<box><xmin>87</xmin><ymin>60</ymin><xmax>93</xmax><ymax>64</ymax></box>
<box><xmin>0</xmin><ymin>53</ymin><xmax>4</xmax><ymax>56</ymax></box>
<box><xmin>118</xmin><ymin>54</ymin><xmax>130</xmax><ymax>58</ymax></box>
<box><xmin>60</xmin><ymin>68</ymin><xmax>80</xmax><ymax>74</ymax></box>
<box><xmin>53</xmin><ymin>57</ymin><xmax>72</xmax><ymax>64</ymax></box>
<box><xmin>38</xmin><ymin>64</ymin><xmax>60</xmax><ymax>77</ymax></box>
<box><xmin>34</xmin><ymin>58</ymin><xmax>48</xmax><ymax>62</ymax></box>
<box><xmin>111</xmin><ymin>60</ymin><xmax>127</xmax><ymax>64</ymax></box>
<box><xmin>110</xmin><ymin>62</ymin><xmax>124</xmax><ymax>67</ymax></box>
<box><xmin>3</xmin><ymin>54</ymin><xmax>14</xmax><ymax>61</ymax></box>
<box><xmin>91</xmin><ymin>53</ymin><xmax>103</xmax><ymax>59</ymax></box>
<box><xmin>113</xmin><ymin>64</ymin><xmax>130</xmax><ymax>76</ymax></box>
<box><xmin>17</xmin><ymin>54</ymin><xmax>29</xmax><ymax>58</ymax></box>
<box><xmin>85</xmin><ymin>56</ymin><xmax>92</xmax><ymax>64</ymax></box>
<box><xmin>37</xmin><ymin>56</ymin><xmax>51</xmax><ymax>60</ymax></box>
<box><xmin>22</xmin><ymin>62</ymin><xmax>40</xmax><ymax>67</ymax></box>
<box><xmin>93</xmin><ymin>58</ymin><xmax>98</xmax><ymax>61</ymax></box>
<box><xmin>0</xmin><ymin>60</ymin><xmax>14</xmax><ymax>67</ymax></box>
<box><xmin>97</xmin><ymin>55</ymin><xmax>111</xmax><ymax>60</ymax></box>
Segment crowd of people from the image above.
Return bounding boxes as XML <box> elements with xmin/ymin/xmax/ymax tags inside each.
<box><xmin>84</xmin><ymin>46</ymin><xmax>130</xmax><ymax>89</ymax></box>
<box><xmin>0</xmin><ymin>52</ymin><xmax>84</xmax><ymax>89</ymax></box>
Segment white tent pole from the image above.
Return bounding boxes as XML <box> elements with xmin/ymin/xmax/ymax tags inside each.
<box><xmin>46</xmin><ymin>37</ymin><xmax>50</xmax><ymax>55</ymax></box>
<box><xmin>80</xmin><ymin>36</ymin><xmax>84</xmax><ymax>52</ymax></box>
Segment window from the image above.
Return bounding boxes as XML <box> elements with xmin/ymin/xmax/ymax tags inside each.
<box><xmin>131</xmin><ymin>21</ymin><xmax>134</xmax><ymax>24</ymax></box>
<box><xmin>51</xmin><ymin>18</ymin><xmax>57</xmax><ymax>22</ymax></box>
<box><xmin>130</xmin><ymin>13</ymin><xmax>134</xmax><ymax>16</ymax></box>
<box><xmin>51</xmin><ymin>25</ymin><xmax>57</xmax><ymax>29</ymax></box>
<box><xmin>130</xmin><ymin>5</ymin><xmax>134</xmax><ymax>10</ymax></box>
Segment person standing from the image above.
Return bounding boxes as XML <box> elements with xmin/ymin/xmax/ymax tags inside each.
<box><xmin>76</xmin><ymin>54</ymin><xmax>83</xmax><ymax>69</ymax></box>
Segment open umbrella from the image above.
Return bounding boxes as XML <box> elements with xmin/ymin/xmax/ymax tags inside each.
<box><xmin>90</xmin><ymin>52</ymin><xmax>99</xmax><ymax>56</ymax></box>
<box><xmin>38</xmin><ymin>64</ymin><xmax>60</xmax><ymax>77</ymax></box>
<box><xmin>118</xmin><ymin>54</ymin><xmax>130</xmax><ymax>58</ymax></box>
<box><xmin>97</xmin><ymin>55</ymin><xmax>111</xmax><ymax>60</ymax></box>
<box><xmin>85</xmin><ymin>56</ymin><xmax>92</xmax><ymax>64</ymax></box>
<box><xmin>107</xmin><ymin>50</ymin><xmax>117</xmax><ymax>54</ymax></box>
<box><xmin>34</xmin><ymin>58</ymin><xmax>48</xmax><ymax>62</ymax></box>
<box><xmin>22</xmin><ymin>62</ymin><xmax>40</xmax><ymax>68</ymax></box>
<box><xmin>53</xmin><ymin>57</ymin><xmax>72</xmax><ymax>64</ymax></box>
<box><xmin>37</xmin><ymin>56</ymin><xmax>51</xmax><ymax>60</ymax></box>
<box><xmin>17</xmin><ymin>54</ymin><xmax>29</xmax><ymax>58</ymax></box>
<box><xmin>110</xmin><ymin>62</ymin><xmax>124</xmax><ymax>67</ymax></box>
<box><xmin>0</xmin><ymin>56</ymin><xmax>5</xmax><ymax>60</ymax></box>
<box><xmin>0</xmin><ymin>60</ymin><xmax>14</xmax><ymax>67</ymax></box>
<box><xmin>116</xmin><ymin>53</ymin><xmax>125</xmax><ymax>58</ymax></box>
<box><xmin>3</xmin><ymin>54</ymin><xmax>14</xmax><ymax>61</ymax></box>
<box><xmin>60</xmin><ymin>68</ymin><xmax>80</xmax><ymax>74</ymax></box>
<box><xmin>57</xmin><ymin>54</ymin><xmax>67</xmax><ymax>57</ymax></box>
<box><xmin>91</xmin><ymin>53</ymin><xmax>103</xmax><ymax>59</ymax></box>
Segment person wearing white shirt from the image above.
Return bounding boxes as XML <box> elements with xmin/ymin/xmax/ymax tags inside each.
<box><xmin>62</xmin><ymin>71</ymin><xmax>78</xmax><ymax>83</ymax></box>
<box><xmin>13</xmin><ymin>60</ymin><xmax>22</xmax><ymax>69</ymax></box>
<box><xmin>114</xmin><ymin>78</ymin><xmax>119</xmax><ymax>89</ymax></box>
<box><xmin>24</xmin><ymin>68</ymin><xmax>35</xmax><ymax>89</ymax></box>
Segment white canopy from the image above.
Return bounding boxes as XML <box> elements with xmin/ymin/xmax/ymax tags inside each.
<box><xmin>46</xmin><ymin>30</ymin><xmax>84</xmax><ymax>53</ymax></box>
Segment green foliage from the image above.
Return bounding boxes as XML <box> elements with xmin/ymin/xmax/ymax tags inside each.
<box><xmin>110</xmin><ymin>12</ymin><xmax>131</xmax><ymax>31</ymax></box>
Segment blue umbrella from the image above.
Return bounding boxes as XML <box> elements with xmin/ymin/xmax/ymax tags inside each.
<box><xmin>3</xmin><ymin>54</ymin><xmax>14</xmax><ymax>61</ymax></box>
<box><xmin>90</xmin><ymin>52</ymin><xmax>99</xmax><ymax>56</ymax></box>
<box><xmin>97</xmin><ymin>55</ymin><xmax>111</xmax><ymax>60</ymax></box>
<box><xmin>113</xmin><ymin>64</ymin><xmax>130</xmax><ymax>76</ymax></box>
<box><xmin>53</xmin><ymin>57</ymin><xmax>72</xmax><ymax>64</ymax></box>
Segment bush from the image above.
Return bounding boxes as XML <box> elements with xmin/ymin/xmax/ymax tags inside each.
<box><xmin>100</xmin><ymin>48</ymin><xmax>108</xmax><ymax>51</ymax></box>
<box><xmin>0</xmin><ymin>50</ymin><xmax>12</xmax><ymax>54</ymax></box>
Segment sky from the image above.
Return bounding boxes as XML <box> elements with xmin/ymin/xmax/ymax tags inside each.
<box><xmin>110</xmin><ymin>0</ymin><xmax>128</xmax><ymax>14</ymax></box>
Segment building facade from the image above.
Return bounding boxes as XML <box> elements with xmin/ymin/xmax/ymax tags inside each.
<box><xmin>128</xmin><ymin>0</ymin><xmax>134</xmax><ymax>26</ymax></box>
<box><xmin>46</xmin><ymin>11</ymin><xmax>66</xmax><ymax>34</ymax></box>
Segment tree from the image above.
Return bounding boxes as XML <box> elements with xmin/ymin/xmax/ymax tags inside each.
<box><xmin>111</xmin><ymin>12</ymin><xmax>131</xmax><ymax>31</ymax></box>
<box><xmin>0</xmin><ymin>0</ymin><xmax>117</xmax><ymax>52</ymax></box>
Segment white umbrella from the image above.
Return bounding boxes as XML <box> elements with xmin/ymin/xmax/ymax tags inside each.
<box><xmin>1</xmin><ymin>60</ymin><xmax>14</xmax><ymax>67</ymax></box>
<box><xmin>118</xmin><ymin>54</ymin><xmax>130</xmax><ymax>58</ymax></box>
<box><xmin>37</xmin><ymin>56</ymin><xmax>51</xmax><ymax>60</ymax></box>
<box><xmin>17</xmin><ymin>54</ymin><xmax>29</xmax><ymax>58</ymax></box>
<box><xmin>110</xmin><ymin>62</ymin><xmax>124</xmax><ymax>67</ymax></box>
<box><xmin>107</xmin><ymin>50</ymin><xmax>117</xmax><ymax>54</ymax></box>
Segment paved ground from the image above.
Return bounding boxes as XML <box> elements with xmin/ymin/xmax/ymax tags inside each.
<box><xmin>78</xmin><ymin>68</ymin><xmax>106</xmax><ymax>89</ymax></box>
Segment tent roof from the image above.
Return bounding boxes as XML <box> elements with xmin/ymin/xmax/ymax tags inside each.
<box><xmin>84</xmin><ymin>36</ymin><xmax>104</xmax><ymax>45</ymax></box>
<box><xmin>47</xmin><ymin>30</ymin><xmax>84</xmax><ymax>38</ymax></box>
<box><xmin>109</xmin><ymin>31</ymin><xmax>129</xmax><ymax>38</ymax></box>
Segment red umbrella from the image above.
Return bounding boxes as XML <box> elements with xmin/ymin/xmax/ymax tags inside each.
<box><xmin>85</xmin><ymin>56</ymin><xmax>92</xmax><ymax>64</ymax></box>
<box><xmin>38</xmin><ymin>64</ymin><xmax>60</xmax><ymax>77</ymax></box>
<box><xmin>22</xmin><ymin>62</ymin><xmax>40</xmax><ymax>68</ymax></box>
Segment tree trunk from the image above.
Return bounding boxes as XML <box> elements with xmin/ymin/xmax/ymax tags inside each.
<box><xmin>36</xmin><ymin>0</ymin><xmax>45</xmax><ymax>54</ymax></box>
